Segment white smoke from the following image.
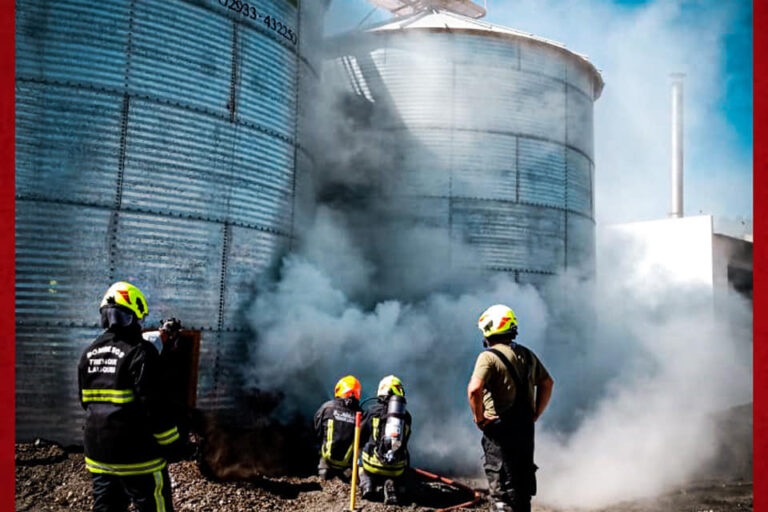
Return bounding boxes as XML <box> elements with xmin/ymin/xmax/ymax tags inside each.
<box><xmin>241</xmin><ymin>0</ymin><xmax>752</xmax><ymax>508</ymax></box>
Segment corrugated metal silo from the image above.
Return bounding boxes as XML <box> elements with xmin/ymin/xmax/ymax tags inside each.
<box><xmin>326</xmin><ymin>10</ymin><xmax>603</xmax><ymax>287</ymax></box>
<box><xmin>15</xmin><ymin>0</ymin><xmax>320</xmax><ymax>443</ymax></box>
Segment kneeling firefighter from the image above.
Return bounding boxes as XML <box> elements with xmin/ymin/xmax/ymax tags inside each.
<box><xmin>360</xmin><ymin>375</ymin><xmax>412</xmax><ymax>505</ymax></box>
<box><xmin>313</xmin><ymin>375</ymin><xmax>364</xmax><ymax>480</ymax></box>
<box><xmin>78</xmin><ymin>281</ymin><xmax>182</xmax><ymax>512</ymax></box>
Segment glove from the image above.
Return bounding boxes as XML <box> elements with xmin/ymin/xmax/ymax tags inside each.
<box><xmin>163</xmin><ymin>439</ymin><xmax>188</xmax><ymax>463</ymax></box>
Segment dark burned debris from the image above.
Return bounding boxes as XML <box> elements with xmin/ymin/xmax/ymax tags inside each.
<box><xmin>16</xmin><ymin>438</ymin><xmax>753</xmax><ymax>512</ymax></box>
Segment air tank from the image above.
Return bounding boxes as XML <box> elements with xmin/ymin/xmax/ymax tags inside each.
<box><xmin>15</xmin><ymin>0</ymin><xmax>323</xmax><ymax>444</ymax></box>
<box><xmin>324</xmin><ymin>10</ymin><xmax>603</xmax><ymax>290</ymax></box>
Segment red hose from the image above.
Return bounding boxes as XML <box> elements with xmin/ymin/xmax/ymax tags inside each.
<box><xmin>412</xmin><ymin>467</ymin><xmax>482</xmax><ymax>511</ymax></box>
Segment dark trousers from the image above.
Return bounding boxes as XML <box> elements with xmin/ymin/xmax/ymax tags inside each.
<box><xmin>91</xmin><ymin>468</ymin><xmax>174</xmax><ymax>512</ymax></box>
<box><xmin>481</xmin><ymin>415</ymin><xmax>536</xmax><ymax>512</ymax></box>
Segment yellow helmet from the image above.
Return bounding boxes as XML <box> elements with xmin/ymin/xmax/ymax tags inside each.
<box><xmin>377</xmin><ymin>375</ymin><xmax>405</xmax><ymax>397</ymax></box>
<box><xmin>334</xmin><ymin>375</ymin><xmax>362</xmax><ymax>400</ymax></box>
<box><xmin>100</xmin><ymin>281</ymin><xmax>148</xmax><ymax>320</ymax></box>
<box><xmin>478</xmin><ymin>304</ymin><xmax>518</xmax><ymax>338</ymax></box>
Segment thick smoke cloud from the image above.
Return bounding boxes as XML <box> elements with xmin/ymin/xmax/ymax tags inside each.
<box><xmin>244</xmin><ymin>213</ymin><xmax>751</xmax><ymax>506</ymax></box>
<box><xmin>241</xmin><ymin>1</ymin><xmax>752</xmax><ymax>508</ymax></box>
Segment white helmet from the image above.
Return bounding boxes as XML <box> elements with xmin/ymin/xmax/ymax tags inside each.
<box><xmin>477</xmin><ymin>304</ymin><xmax>518</xmax><ymax>338</ymax></box>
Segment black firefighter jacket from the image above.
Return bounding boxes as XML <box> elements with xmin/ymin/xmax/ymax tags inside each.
<box><xmin>313</xmin><ymin>397</ymin><xmax>365</xmax><ymax>469</ymax></box>
<box><xmin>78</xmin><ymin>326</ymin><xmax>180</xmax><ymax>476</ymax></box>
<box><xmin>361</xmin><ymin>398</ymin><xmax>412</xmax><ymax>477</ymax></box>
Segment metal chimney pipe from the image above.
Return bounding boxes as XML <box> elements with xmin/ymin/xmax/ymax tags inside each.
<box><xmin>670</xmin><ymin>73</ymin><xmax>685</xmax><ymax>218</ymax></box>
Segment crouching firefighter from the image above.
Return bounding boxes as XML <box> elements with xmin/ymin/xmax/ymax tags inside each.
<box><xmin>313</xmin><ymin>375</ymin><xmax>364</xmax><ymax>480</ymax></box>
<box><xmin>78</xmin><ymin>282</ymin><xmax>182</xmax><ymax>512</ymax></box>
<box><xmin>359</xmin><ymin>375</ymin><xmax>412</xmax><ymax>505</ymax></box>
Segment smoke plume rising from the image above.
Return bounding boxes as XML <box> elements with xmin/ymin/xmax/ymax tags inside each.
<box><xmin>240</xmin><ymin>1</ymin><xmax>752</xmax><ymax>507</ymax></box>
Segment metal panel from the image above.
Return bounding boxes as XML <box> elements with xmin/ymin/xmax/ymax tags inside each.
<box><xmin>221</xmin><ymin>226</ymin><xmax>289</xmax><ymax>327</ymax></box>
<box><xmin>15</xmin><ymin>82</ymin><xmax>123</xmax><ymax>207</ymax></box>
<box><xmin>452</xmin><ymin>200</ymin><xmax>565</xmax><ymax>271</ymax></box>
<box><xmin>451</xmin><ymin>132</ymin><xmax>517</xmax><ymax>201</ymax></box>
<box><xmin>567</xmin><ymin>59</ymin><xmax>596</xmax><ymax>100</ymax></box>
<box><xmin>451</xmin><ymin>33</ymin><xmax>517</xmax><ymax>65</ymax></box>
<box><xmin>239</xmin><ymin>26</ymin><xmax>298</xmax><ymax>136</ymax></box>
<box><xmin>566</xmin><ymin>214</ymin><xmax>596</xmax><ymax>275</ymax></box>
<box><xmin>129</xmin><ymin>0</ymin><xmax>232</xmax><ymax>115</ymax></box>
<box><xmin>15</xmin><ymin>0</ymin><xmax>130</xmax><ymax>88</ymax></box>
<box><xmin>453</xmin><ymin>67</ymin><xmax>566</xmax><ymax>141</ymax></box>
<box><xmin>567</xmin><ymin>85</ymin><xmax>594</xmax><ymax>159</ymax></box>
<box><xmin>16</xmin><ymin>327</ymin><xmax>99</xmax><ymax>444</ymax></box>
<box><xmin>369</xmin><ymin>46</ymin><xmax>454</xmax><ymax>127</ymax></box>
<box><xmin>566</xmin><ymin>148</ymin><xmax>592</xmax><ymax>217</ymax></box>
<box><xmin>518</xmin><ymin>139</ymin><xmax>566</xmax><ymax>208</ymax></box>
<box><xmin>15</xmin><ymin>201</ymin><xmax>110</xmax><ymax>326</ymax></box>
<box><xmin>519</xmin><ymin>40</ymin><xmax>566</xmax><ymax>81</ymax></box>
<box><xmin>389</xmin><ymin>130</ymin><xmax>452</xmax><ymax>197</ymax></box>
<box><xmin>112</xmin><ymin>212</ymin><xmax>225</xmax><ymax>329</ymax></box>
<box><xmin>121</xmin><ymin>99</ymin><xmax>236</xmax><ymax>221</ymax></box>
<box><xmin>230</xmin><ymin>124</ymin><xmax>295</xmax><ymax>233</ymax></box>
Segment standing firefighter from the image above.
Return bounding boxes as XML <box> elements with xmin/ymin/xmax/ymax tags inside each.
<box><xmin>314</xmin><ymin>375</ymin><xmax>363</xmax><ymax>480</ymax></box>
<box><xmin>467</xmin><ymin>305</ymin><xmax>554</xmax><ymax>512</ymax></box>
<box><xmin>360</xmin><ymin>375</ymin><xmax>412</xmax><ymax>505</ymax></box>
<box><xmin>78</xmin><ymin>281</ymin><xmax>181</xmax><ymax>512</ymax></box>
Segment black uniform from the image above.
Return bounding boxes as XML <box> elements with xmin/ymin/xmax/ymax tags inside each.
<box><xmin>475</xmin><ymin>343</ymin><xmax>548</xmax><ymax>512</ymax></box>
<box><xmin>78</xmin><ymin>324</ymin><xmax>180</xmax><ymax>512</ymax></box>
<box><xmin>359</xmin><ymin>397</ymin><xmax>412</xmax><ymax>501</ymax></box>
<box><xmin>313</xmin><ymin>397</ymin><xmax>363</xmax><ymax>476</ymax></box>
<box><xmin>157</xmin><ymin>335</ymin><xmax>195</xmax><ymax>446</ymax></box>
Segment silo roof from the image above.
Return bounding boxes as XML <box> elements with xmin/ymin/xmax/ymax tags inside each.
<box><xmin>367</xmin><ymin>9</ymin><xmax>604</xmax><ymax>95</ymax></box>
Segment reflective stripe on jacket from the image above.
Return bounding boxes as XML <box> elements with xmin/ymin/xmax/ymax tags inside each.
<box><xmin>78</xmin><ymin>327</ymin><xmax>179</xmax><ymax>466</ymax></box>
<box><xmin>313</xmin><ymin>397</ymin><xmax>362</xmax><ymax>469</ymax></box>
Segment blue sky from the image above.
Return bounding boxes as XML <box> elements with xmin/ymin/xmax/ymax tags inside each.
<box><xmin>324</xmin><ymin>0</ymin><xmax>753</xmax><ymax>229</ymax></box>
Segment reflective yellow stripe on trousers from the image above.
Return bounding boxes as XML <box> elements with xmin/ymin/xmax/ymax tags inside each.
<box><xmin>84</xmin><ymin>456</ymin><xmax>167</xmax><ymax>476</ymax></box>
<box><xmin>153</xmin><ymin>470</ymin><xmax>166</xmax><ymax>512</ymax></box>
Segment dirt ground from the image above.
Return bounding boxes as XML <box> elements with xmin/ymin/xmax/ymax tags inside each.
<box><xmin>15</xmin><ymin>440</ymin><xmax>752</xmax><ymax>512</ymax></box>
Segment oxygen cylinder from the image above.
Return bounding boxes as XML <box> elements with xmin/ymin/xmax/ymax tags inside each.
<box><xmin>383</xmin><ymin>394</ymin><xmax>407</xmax><ymax>463</ymax></box>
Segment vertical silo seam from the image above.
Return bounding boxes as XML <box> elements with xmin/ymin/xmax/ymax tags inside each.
<box><xmin>563</xmin><ymin>76</ymin><xmax>569</xmax><ymax>269</ymax></box>
<box><xmin>288</xmin><ymin>7</ymin><xmax>302</xmax><ymax>250</ymax></box>
<box><xmin>515</xmin><ymin>136</ymin><xmax>520</xmax><ymax>202</ymax></box>
<box><xmin>124</xmin><ymin>0</ymin><xmax>136</xmax><ymax>93</ymax></box>
<box><xmin>228</xmin><ymin>22</ymin><xmax>239</xmax><ymax>123</ymax></box>
<box><xmin>214</xmin><ymin>221</ymin><xmax>231</xmax><ymax>393</ymax></box>
<box><xmin>114</xmin><ymin>94</ymin><xmax>130</xmax><ymax>211</ymax></box>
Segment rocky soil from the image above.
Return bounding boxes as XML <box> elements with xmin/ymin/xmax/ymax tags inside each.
<box><xmin>15</xmin><ymin>440</ymin><xmax>752</xmax><ymax>512</ymax></box>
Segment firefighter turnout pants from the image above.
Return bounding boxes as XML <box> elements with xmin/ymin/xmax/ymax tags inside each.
<box><xmin>91</xmin><ymin>467</ymin><xmax>174</xmax><ymax>512</ymax></box>
<box><xmin>481</xmin><ymin>413</ymin><xmax>536</xmax><ymax>512</ymax></box>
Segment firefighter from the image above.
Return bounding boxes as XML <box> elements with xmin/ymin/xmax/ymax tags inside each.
<box><xmin>467</xmin><ymin>304</ymin><xmax>554</xmax><ymax>512</ymax></box>
<box><xmin>155</xmin><ymin>318</ymin><xmax>195</xmax><ymax>453</ymax></box>
<box><xmin>359</xmin><ymin>375</ymin><xmax>412</xmax><ymax>505</ymax></box>
<box><xmin>78</xmin><ymin>281</ymin><xmax>182</xmax><ymax>512</ymax></box>
<box><xmin>313</xmin><ymin>375</ymin><xmax>364</xmax><ymax>480</ymax></box>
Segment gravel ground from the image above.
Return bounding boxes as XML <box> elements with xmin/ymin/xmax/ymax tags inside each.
<box><xmin>15</xmin><ymin>440</ymin><xmax>752</xmax><ymax>512</ymax></box>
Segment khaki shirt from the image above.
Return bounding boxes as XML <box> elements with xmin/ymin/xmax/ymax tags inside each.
<box><xmin>471</xmin><ymin>343</ymin><xmax>550</xmax><ymax>417</ymax></box>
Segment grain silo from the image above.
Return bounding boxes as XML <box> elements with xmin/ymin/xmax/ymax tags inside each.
<box><xmin>324</xmin><ymin>7</ymin><xmax>603</xmax><ymax>290</ymax></box>
<box><xmin>15</xmin><ymin>0</ymin><xmax>325</xmax><ymax>444</ymax></box>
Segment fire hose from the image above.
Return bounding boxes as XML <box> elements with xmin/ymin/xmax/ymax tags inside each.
<box><xmin>412</xmin><ymin>467</ymin><xmax>482</xmax><ymax>512</ymax></box>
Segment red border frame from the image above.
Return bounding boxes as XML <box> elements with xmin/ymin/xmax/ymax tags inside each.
<box><xmin>755</xmin><ymin>0</ymin><xmax>765</xmax><ymax>508</ymax></box>
<box><xmin>0</xmin><ymin>0</ymin><xmax>14</xmax><ymax>508</ymax></box>
<box><xmin>0</xmin><ymin>1</ymin><xmax>761</xmax><ymax>510</ymax></box>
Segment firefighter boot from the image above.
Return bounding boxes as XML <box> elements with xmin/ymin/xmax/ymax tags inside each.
<box><xmin>383</xmin><ymin>478</ymin><xmax>399</xmax><ymax>505</ymax></box>
<box><xmin>359</xmin><ymin>468</ymin><xmax>377</xmax><ymax>501</ymax></box>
